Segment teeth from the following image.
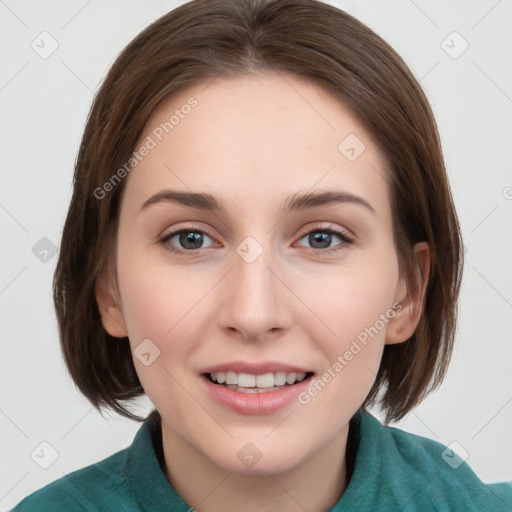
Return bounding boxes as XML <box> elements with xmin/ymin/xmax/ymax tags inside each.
<box><xmin>286</xmin><ymin>372</ymin><xmax>297</xmax><ymax>385</ymax></box>
<box><xmin>225</xmin><ymin>371</ymin><xmax>237</xmax><ymax>385</ymax></box>
<box><xmin>209</xmin><ymin>371</ymin><xmax>309</xmax><ymax>389</ymax></box>
<box><xmin>237</xmin><ymin>373</ymin><xmax>256</xmax><ymax>387</ymax></box>
<box><xmin>256</xmin><ymin>373</ymin><xmax>274</xmax><ymax>388</ymax></box>
<box><xmin>274</xmin><ymin>371</ymin><xmax>287</xmax><ymax>386</ymax></box>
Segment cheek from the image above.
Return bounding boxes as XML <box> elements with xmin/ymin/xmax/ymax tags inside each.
<box><xmin>115</xmin><ymin>262</ymin><xmax>202</xmax><ymax>419</ymax></box>
<box><xmin>298</xmin><ymin>255</ymin><xmax>399</xmax><ymax>345</ymax></box>
<box><xmin>114</xmin><ymin>240</ymin><xmax>219</xmax><ymax>387</ymax></box>
<box><xmin>295</xmin><ymin>255</ymin><xmax>399</xmax><ymax>408</ymax></box>
<box><xmin>115</xmin><ymin>235</ymin><xmax>200</xmax><ymax>341</ymax></box>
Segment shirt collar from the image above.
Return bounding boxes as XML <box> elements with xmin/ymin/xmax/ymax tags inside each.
<box><xmin>125</xmin><ymin>410</ymin><xmax>191</xmax><ymax>511</ymax></box>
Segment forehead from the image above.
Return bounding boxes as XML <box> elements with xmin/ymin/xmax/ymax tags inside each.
<box><xmin>122</xmin><ymin>71</ymin><xmax>390</xmax><ymax>217</ymax></box>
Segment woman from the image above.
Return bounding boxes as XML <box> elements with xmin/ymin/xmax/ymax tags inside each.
<box><xmin>11</xmin><ymin>0</ymin><xmax>512</xmax><ymax>510</ymax></box>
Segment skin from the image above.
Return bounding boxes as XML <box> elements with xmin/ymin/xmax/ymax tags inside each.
<box><xmin>96</xmin><ymin>71</ymin><xmax>429</xmax><ymax>512</ymax></box>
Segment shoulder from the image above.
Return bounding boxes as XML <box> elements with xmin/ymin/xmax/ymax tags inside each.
<box><xmin>363</xmin><ymin>410</ymin><xmax>512</xmax><ymax>510</ymax></box>
<box><xmin>10</xmin><ymin>448</ymin><xmax>132</xmax><ymax>512</ymax></box>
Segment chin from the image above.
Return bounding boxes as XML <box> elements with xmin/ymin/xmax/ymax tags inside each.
<box><xmin>215</xmin><ymin>449</ymin><xmax>306</xmax><ymax>476</ymax></box>
<box><xmin>197</xmin><ymin>433</ymin><xmax>317</xmax><ymax>476</ymax></box>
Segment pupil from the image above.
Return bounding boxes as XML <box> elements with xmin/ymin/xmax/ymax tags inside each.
<box><xmin>311</xmin><ymin>232</ymin><xmax>331</xmax><ymax>249</ymax></box>
<box><xmin>180</xmin><ymin>232</ymin><xmax>202</xmax><ymax>249</ymax></box>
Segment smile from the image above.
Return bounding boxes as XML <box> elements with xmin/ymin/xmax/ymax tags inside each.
<box><xmin>200</xmin><ymin>361</ymin><xmax>316</xmax><ymax>414</ymax></box>
<box><xmin>205</xmin><ymin>371</ymin><xmax>313</xmax><ymax>393</ymax></box>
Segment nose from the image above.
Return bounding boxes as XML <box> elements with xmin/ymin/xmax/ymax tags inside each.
<box><xmin>218</xmin><ymin>241</ymin><xmax>293</xmax><ymax>343</ymax></box>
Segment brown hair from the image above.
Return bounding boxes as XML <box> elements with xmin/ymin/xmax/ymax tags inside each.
<box><xmin>53</xmin><ymin>0</ymin><xmax>463</xmax><ymax>422</ymax></box>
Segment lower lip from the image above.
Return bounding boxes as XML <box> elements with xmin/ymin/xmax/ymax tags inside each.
<box><xmin>200</xmin><ymin>374</ymin><xmax>313</xmax><ymax>415</ymax></box>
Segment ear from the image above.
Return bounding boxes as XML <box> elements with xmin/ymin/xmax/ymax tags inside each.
<box><xmin>386</xmin><ymin>242</ymin><xmax>430</xmax><ymax>345</ymax></box>
<box><xmin>95</xmin><ymin>270</ymin><xmax>128</xmax><ymax>338</ymax></box>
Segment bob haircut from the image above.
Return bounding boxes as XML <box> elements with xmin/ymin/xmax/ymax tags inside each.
<box><xmin>53</xmin><ymin>0</ymin><xmax>463</xmax><ymax>423</ymax></box>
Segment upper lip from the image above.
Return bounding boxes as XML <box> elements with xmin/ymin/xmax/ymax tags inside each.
<box><xmin>201</xmin><ymin>361</ymin><xmax>313</xmax><ymax>375</ymax></box>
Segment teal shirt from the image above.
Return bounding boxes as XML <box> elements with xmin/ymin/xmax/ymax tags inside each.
<box><xmin>11</xmin><ymin>409</ymin><xmax>512</xmax><ymax>511</ymax></box>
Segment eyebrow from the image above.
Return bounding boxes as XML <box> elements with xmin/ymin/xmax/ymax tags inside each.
<box><xmin>140</xmin><ymin>189</ymin><xmax>375</xmax><ymax>215</ymax></box>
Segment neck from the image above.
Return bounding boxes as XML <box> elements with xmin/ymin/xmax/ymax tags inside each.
<box><xmin>161</xmin><ymin>421</ymin><xmax>350</xmax><ymax>512</ymax></box>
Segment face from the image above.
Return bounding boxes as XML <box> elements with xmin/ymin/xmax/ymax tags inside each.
<box><xmin>97</xmin><ymin>71</ymin><xmax>423</xmax><ymax>475</ymax></box>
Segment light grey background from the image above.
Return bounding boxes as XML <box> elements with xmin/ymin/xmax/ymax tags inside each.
<box><xmin>1</xmin><ymin>0</ymin><xmax>511</xmax><ymax>509</ymax></box>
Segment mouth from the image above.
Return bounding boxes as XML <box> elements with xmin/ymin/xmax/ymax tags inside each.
<box><xmin>199</xmin><ymin>361</ymin><xmax>316</xmax><ymax>415</ymax></box>
<box><xmin>203</xmin><ymin>370</ymin><xmax>315</xmax><ymax>393</ymax></box>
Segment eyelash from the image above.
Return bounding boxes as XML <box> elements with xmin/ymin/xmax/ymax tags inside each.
<box><xmin>159</xmin><ymin>224</ymin><xmax>354</xmax><ymax>257</ymax></box>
